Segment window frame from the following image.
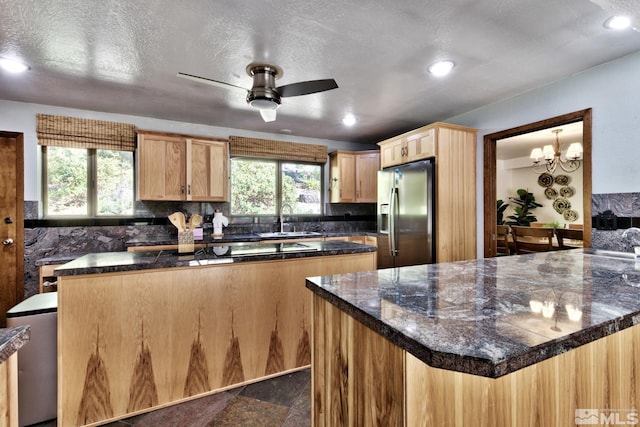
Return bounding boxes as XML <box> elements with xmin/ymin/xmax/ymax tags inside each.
<box><xmin>230</xmin><ymin>156</ymin><xmax>325</xmax><ymax>217</ymax></box>
<box><xmin>42</xmin><ymin>145</ymin><xmax>136</xmax><ymax>218</ymax></box>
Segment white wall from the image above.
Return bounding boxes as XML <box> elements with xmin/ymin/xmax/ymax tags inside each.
<box><xmin>497</xmin><ymin>157</ymin><xmax>583</xmax><ymax>227</ymax></box>
<box><xmin>446</xmin><ymin>50</ymin><xmax>640</xmax><ymax>255</ymax></box>
<box><xmin>0</xmin><ymin>100</ymin><xmax>375</xmax><ymax>202</ymax></box>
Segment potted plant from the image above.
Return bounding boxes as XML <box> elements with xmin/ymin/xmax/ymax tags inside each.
<box><xmin>506</xmin><ymin>189</ymin><xmax>542</xmax><ymax>227</ymax></box>
<box><xmin>497</xmin><ymin>199</ymin><xmax>509</xmax><ymax>225</ymax></box>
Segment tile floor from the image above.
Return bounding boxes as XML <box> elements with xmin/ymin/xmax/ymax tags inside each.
<box><xmin>29</xmin><ymin>368</ymin><xmax>311</xmax><ymax>427</ymax></box>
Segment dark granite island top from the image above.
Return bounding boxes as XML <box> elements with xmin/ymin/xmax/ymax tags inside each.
<box><xmin>306</xmin><ymin>248</ymin><xmax>640</xmax><ymax>378</ymax></box>
<box><xmin>0</xmin><ymin>325</ymin><xmax>29</xmax><ymax>364</ymax></box>
<box><xmin>55</xmin><ymin>240</ymin><xmax>375</xmax><ymax>276</ymax></box>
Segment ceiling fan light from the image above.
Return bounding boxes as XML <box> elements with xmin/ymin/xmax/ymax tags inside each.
<box><xmin>604</xmin><ymin>15</ymin><xmax>631</xmax><ymax>30</ymax></box>
<box><xmin>428</xmin><ymin>60</ymin><xmax>455</xmax><ymax>77</ymax></box>
<box><xmin>0</xmin><ymin>57</ymin><xmax>30</xmax><ymax>73</ymax></box>
<box><xmin>249</xmin><ymin>98</ymin><xmax>278</xmax><ymax>110</ymax></box>
<box><xmin>259</xmin><ymin>109</ymin><xmax>277</xmax><ymax>122</ymax></box>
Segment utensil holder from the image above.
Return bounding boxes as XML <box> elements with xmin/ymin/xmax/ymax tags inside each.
<box><xmin>178</xmin><ymin>231</ymin><xmax>194</xmax><ymax>254</ymax></box>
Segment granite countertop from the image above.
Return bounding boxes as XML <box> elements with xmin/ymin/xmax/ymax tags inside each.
<box><xmin>36</xmin><ymin>253</ymin><xmax>86</xmax><ymax>266</ymax></box>
<box><xmin>0</xmin><ymin>325</ymin><xmax>30</xmax><ymax>364</ymax></box>
<box><xmin>125</xmin><ymin>231</ymin><xmax>377</xmax><ymax>247</ymax></box>
<box><xmin>306</xmin><ymin>248</ymin><xmax>640</xmax><ymax>378</ymax></box>
<box><xmin>55</xmin><ymin>240</ymin><xmax>376</xmax><ymax>276</ymax></box>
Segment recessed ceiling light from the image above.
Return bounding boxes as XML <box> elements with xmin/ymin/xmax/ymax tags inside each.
<box><xmin>604</xmin><ymin>15</ymin><xmax>631</xmax><ymax>30</ymax></box>
<box><xmin>0</xmin><ymin>57</ymin><xmax>30</xmax><ymax>73</ymax></box>
<box><xmin>342</xmin><ymin>114</ymin><xmax>356</xmax><ymax>126</ymax></box>
<box><xmin>428</xmin><ymin>60</ymin><xmax>455</xmax><ymax>77</ymax></box>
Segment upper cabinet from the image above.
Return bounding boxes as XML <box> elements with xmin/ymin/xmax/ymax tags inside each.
<box><xmin>378</xmin><ymin>122</ymin><xmax>477</xmax><ymax>263</ymax></box>
<box><xmin>379</xmin><ymin>127</ymin><xmax>435</xmax><ymax>168</ymax></box>
<box><xmin>329</xmin><ymin>150</ymin><xmax>380</xmax><ymax>203</ymax></box>
<box><xmin>137</xmin><ymin>130</ymin><xmax>229</xmax><ymax>201</ymax></box>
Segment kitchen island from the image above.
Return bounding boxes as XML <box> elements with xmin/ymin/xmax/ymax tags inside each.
<box><xmin>55</xmin><ymin>241</ymin><xmax>375</xmax><ymax>426</ymax></box>
<box><xmin>306</xmin><ymin>249</ymin><xmax>640</xmax><ymax>426</ymax></box>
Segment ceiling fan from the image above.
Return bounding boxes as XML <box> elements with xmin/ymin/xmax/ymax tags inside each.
<box><xmin>177</xmin><ymin>63</ymin><xmax>338</xmax><ymax>122</ymax></box>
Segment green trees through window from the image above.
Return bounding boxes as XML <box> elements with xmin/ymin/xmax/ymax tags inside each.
<box><xmin>45</xmin><ymin>146</ymin><xmax>134</xmax><ymax>216</ymax></box>
<box><xmin>231</xmin><ymin>158</ymin><xmax>322</xmax><ymax>216</ymax></box>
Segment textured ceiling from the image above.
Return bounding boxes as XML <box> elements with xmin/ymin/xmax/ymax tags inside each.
<box><xmin>0</xmin><ymin>0</ymin><xmax>639</xmax><ymax>143</ymax></box>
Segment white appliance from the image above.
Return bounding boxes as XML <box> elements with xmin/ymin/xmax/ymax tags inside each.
<box><xmin>7</xmin><ymin>292</ymin><xmax>57</xmax><ymax>427</ymax></box>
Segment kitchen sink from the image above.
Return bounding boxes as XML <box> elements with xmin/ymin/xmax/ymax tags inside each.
<box><xmin>257</xmin><ymin>231</ymin><xmax>322</xmax><ymax>238</ymax></box>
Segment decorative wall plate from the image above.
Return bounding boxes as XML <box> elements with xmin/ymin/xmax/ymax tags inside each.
<box><xmin>559</xmin><ymin>186</ymin><xmax>575</xmax><ymax>198</ymax></box>
<box><xmin>554</xmin><ymin>175</ymin><xmax>571</xmax><ymax>186</ymax></box>
<box><xmin>538</xmin><ymin>172</ymin><xmax>554</xmax><ymax>187</ymax></box>
<box><xmin>563</xmin><ymin>209</ymin><xmax>579</xmax><ymax>222</ymax></box>
<box><xmin>553</xmin><ymin>197</ymin><xmax>571</xmax><ymax>214</ymax></box>
<box><xmin>544</xmin><ymin>187</ymin><xmax>558</xmax><ymax>199</ymax></box>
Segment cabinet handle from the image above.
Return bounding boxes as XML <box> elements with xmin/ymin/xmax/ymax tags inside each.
<box><xmin>181</xmin><ymin>185</ymin><xmax>185</xmax><ymax>194</ymax></box>
<box><xmin>187</xmin><ymin>184</ymin><xmax>191</xmax><ymax>195</ymax></box>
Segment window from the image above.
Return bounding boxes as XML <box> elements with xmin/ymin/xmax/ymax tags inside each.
<box><xmin>231</xmin><ymin>158</ymin><xmax>322</xmax><ymax>216</ymax></box>
<box><xmin>44</xmin><ymin>146</ymin><xmax>134</xmax><ymax>217</ymax></box>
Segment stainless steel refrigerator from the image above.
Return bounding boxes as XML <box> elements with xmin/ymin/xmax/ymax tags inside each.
<box><xmin>377</xmin><ymin>159</ymin><xmax>435</xmax><ymax>268</ymax></box>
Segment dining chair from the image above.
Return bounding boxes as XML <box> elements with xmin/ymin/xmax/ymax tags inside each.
<box><xmin>496</xmin><ymin>225</ymin><xmax>511</xmax><ymax>256</ymax></box>
<box><xmin>555</xmin><ymin>228</ymin><xmax>584</xmax><ymax>249</ymax></box>
<box><xmin>510</xmin><ymin>226</ymin><xmax>554</xmax><ymax>254</ymax></box>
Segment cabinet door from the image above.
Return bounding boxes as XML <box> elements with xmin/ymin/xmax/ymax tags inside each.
<box><xmin>186</xmin><ymin>139</ymin><xmax>229</xmax><ymax>201</ymax></box>
<box><xmin>379</xmin><ymin>138</ymin><xmax>404</xmax><ymax>168</ymax></box>
<box><xmin>406</xmin><ymin>128</ymin><xmax>435</xmax><ymax>162</ymax></box>
<box><xmin>330</xmin><ymin>152</ymin><xmax>356</xmax><ymax>202</ymax></box>
<box><xmin>137</xmin><ymin>133</ymin><xmax>186</xmax><ymax>200</ymax></box>
<box><xmin>355</xmin><ymin>152</ymin><xmax>379</xmax><ymax>202</ymax></box>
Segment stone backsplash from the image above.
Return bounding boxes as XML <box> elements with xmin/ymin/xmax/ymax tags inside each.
<box><xmin>591</xmin><ymin>192</ymin><xmax>640</xmax><ymax>253</ymax></box>
<box><xmin>23</xmin><ymin>200</ymin><xmax>375</xmax><ymax>298</ymax></box>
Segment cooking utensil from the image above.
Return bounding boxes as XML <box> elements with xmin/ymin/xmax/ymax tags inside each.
<box><xmin>168</xmin><ymin>212</ymin><xmax>186</xmax><ymax>232</ymax></box>
<box><xmin>188</xmin><ymin>214</ymin><xmax>203</xmax><ymax>230</ymax></box>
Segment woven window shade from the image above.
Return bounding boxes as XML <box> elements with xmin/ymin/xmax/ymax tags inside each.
<box><xmin>229</xmin><ymin>135</ymin><xmax>327</xmax><ymax>163</ymax></box>
<box><xmin>36</xmin><ymin>113</ymin><xmax>136</xmax><ymax>151</ymax></box>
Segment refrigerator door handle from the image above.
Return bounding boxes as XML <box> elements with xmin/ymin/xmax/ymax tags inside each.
<box><xmin>389</xmin><ymin>187</ymin><xmax>398</xmax><ymax>256</ymax></box>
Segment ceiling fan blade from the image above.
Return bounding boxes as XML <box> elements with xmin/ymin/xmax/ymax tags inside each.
<box><xmin>176</xmin><ymin>72</ymin><xmax>247</xmax><ymax>92</ymax></box>
<box><xmin>277</xmin><ymin>79</ymin><xmax>338</xmax><ymax>97</ymax></box>
<box><xmin>259</xmin><ymin>109</ymin><xmax>277</xmax><ymax>122</ymax></box>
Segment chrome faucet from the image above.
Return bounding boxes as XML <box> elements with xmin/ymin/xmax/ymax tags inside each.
<box><xmin>622</xmin><ymin>227</ymin><xmax>640</xmax><ymax>239</ymax></box>
<box><xmin>280</xmin><ymin>203</ymin><xmax>293</xmax><ymax>233</ymax></box>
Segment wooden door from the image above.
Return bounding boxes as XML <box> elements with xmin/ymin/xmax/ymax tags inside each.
<box><xmin>137</xmin><ymin>132</ymin><xmax>186</xmax><ymax>200</ymax></box>
<box><xmin>0</xmin><ymin>132</ymin><xmax>24</xmax><ymax>327</ymax></box>
<box><xmin>186</xmin><ymin>138</ymin><xmax>228</xmax><ymax>201</ymax></box>
<box><xmin>355</xmin><ymin>151</ymin><xmax>379</xmax><ymax>202</ymax></box>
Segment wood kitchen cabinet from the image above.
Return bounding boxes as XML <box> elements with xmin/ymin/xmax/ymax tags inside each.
<box><xmin>57</xmin><ymin>251</ymin><xmax>375</xmax><ymax>426</ymax></box>
<box><xmin>379</xmin><ymin>127</ymin><xmax>435</xmax><ymax>168</ymax></box>
<box><xmin>329</xmin><ymin>150</ymin><xmax>379</xmax><ymax>203</ymax></box>
<box><xmin>137</xmin><ymin>130</ymin><xmax>228</xmax><ymax>201</ymax></box>
<box><xmin>377</xmin><ymin>122</ymin><xmax>477</xmax><ymax>263</ymax></box>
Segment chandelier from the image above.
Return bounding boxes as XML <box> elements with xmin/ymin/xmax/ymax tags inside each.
<box><xmin>530</xmin><ymin>129</ymin><xmax>583</xmax><ymax>174</ymax></box>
